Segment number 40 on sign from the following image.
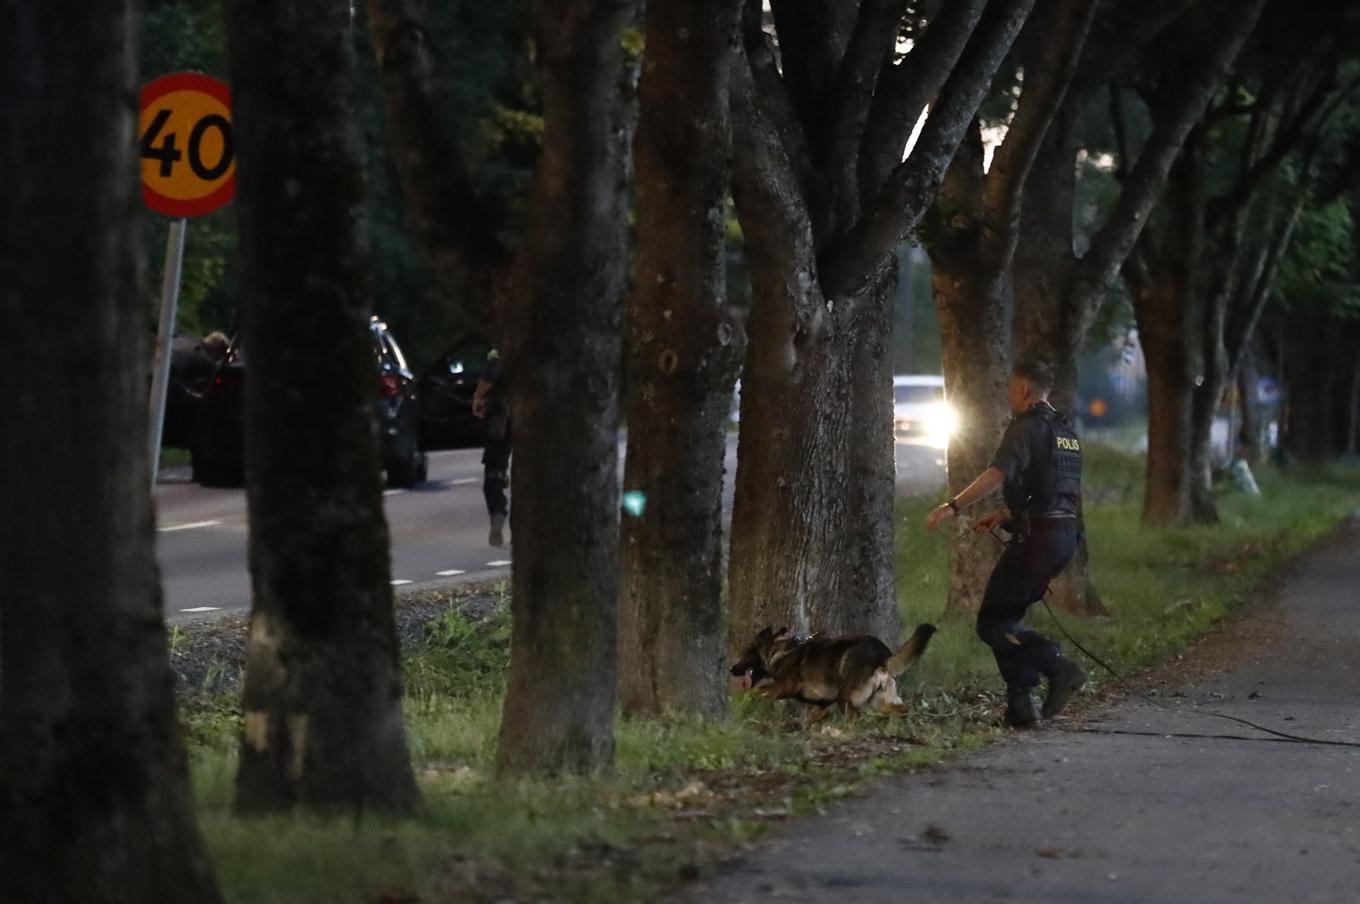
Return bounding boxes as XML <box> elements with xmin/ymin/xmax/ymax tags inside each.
<box><xmin>139</xmin><ymin>72</ymin><xmax>235</xmax><ymax>218</ymax></box>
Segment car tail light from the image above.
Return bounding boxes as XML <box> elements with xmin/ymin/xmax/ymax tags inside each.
<box><xmin>377</xmin><ymin>373</ymin><xmax>404</xmax><ymax>398</ymax></box>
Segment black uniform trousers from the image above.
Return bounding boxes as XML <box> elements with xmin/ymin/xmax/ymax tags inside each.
<box><xmin>482</xmin><ymin>415</ymin><xmax>511</xmax><ymax>518</ymax></box>
<box><xmin>976</xmin><ymin>520</ymin><xmax>1081</xmax><ymax>691</ymax></box>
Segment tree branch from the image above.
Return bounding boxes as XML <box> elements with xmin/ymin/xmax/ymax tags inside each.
<box><xmin>1073</xmin><ymin>0</ymin><xmax>1191</xmax><ymax>87</ymax></box>
<box><xmin>858</xmin><ymin>0</ymin><xmax>988</xmax><ymax>203</ymax></box>
<box><xmin>769</xmin><ymin>0</ymin><xmax>856</xmax><ymax>143</ymax></box>
<box><xmin>1226</xmin><ymin>192</ymin><xmax>1306</xmax><ymax>384</ymax></box>
<box><xmin>730</xmin><ymin>46</ymin><xmax>823</xmax><ymax>331</ymax></box>
<box><xmin>741</xmin><ymin>0</ymin><xmax>830</xmax><ymax>242</ymax></box>
<box><xmin>979</xmin><ymin>0</ymin><xmax>1096</xmax><ymax>270</ymax></box>
<box><xmin>1208</xmin><ymin>61</ymin><xmax>1342</xmax><ymax>225</ymax></box>
<box><xmin>823</xmin><ymin>0</ymin><xmax>909</xmax><ymax>229</ymax></box>
<box><xmin>1109</xmin><ymin>83</ymin><xmax>1132</xmax><ymax>183</ymax></box>
<box><xmin>822</xmin><ymin>0</ymin><xmax>1038</xmax><ymax>298</ymax></box>
<box><xmin>1067</xmin><ymin>0</ymin><xmax>1267</xmax><ymax>306</ymax></box>
<box><xmin>368</xmin><ymin>0</ymin><xmax>508</xmax><ymax>325</ymax></box>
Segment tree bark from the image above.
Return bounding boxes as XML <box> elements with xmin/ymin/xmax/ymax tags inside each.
<box><xmin>494</xmin><ymin>0</ymin><xmax>638</xmax><ymax>775</ymax></box>
<box><xmin>227</xmin><ymin>0</ymin><xmax>419</xmax><ymax>813</ymax></box>
<box><xmin>841</xmin><ymin>264</ymin><xmax>904</xmax><ymax>642</ymax></box>
<box><xmin>727</xmin><ymin>57</ymin><xmax>852</xmax><ymax>640</ymax></box>
<box><xmin>370</xmin><ymin>0</ymin><xmax>638</xmax><ymax>773</ymax></box>
<box><xmin>1237</xmin><ymin>343</ymin><xmax>1263</xmax><ymax>462</ymax></box>
<box><xmin>1127</xmin><ymin>139</ymin><xmax>1202</xmax><ymax>527</ymax></box>
<box><xmin>1134</xmin><ymin>275</ymin><xmax>1195</xmax><ymax>524</ymax></box>
<box><xmin>1189</xmin><ymin>368</ymin><xmax>1224</xmax><ymax>523</ymax></box>
<box><xmin>0</xmin><ymin>2</ymin><xmax>223</xmax><ymax>899</ymax></box>
<box><xmin>728</xmin><ymin>0</ymin><xmax>1036</xmax><ymax>642</ymax></box>
<box><xmin>618</xmin><ymin>0</ymin><xmax>744</xmax><ymax>718</ymax></box>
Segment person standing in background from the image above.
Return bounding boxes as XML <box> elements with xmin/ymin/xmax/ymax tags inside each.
<box><xmin>471</xmin><ymin>349</ymin><xmax>511</xmax><ymax>547</ymax></box>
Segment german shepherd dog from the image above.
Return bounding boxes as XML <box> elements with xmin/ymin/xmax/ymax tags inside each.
<box><xmin>730</xmin><ymin>623</ymin><xmax>937</xmax><ymax>720</ymax></box>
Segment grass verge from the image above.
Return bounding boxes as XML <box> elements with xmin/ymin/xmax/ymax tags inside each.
<box><xmin>184</xmin><ymin>446</ymin><xmax>1360</xmax><ymax>903</ymax></box>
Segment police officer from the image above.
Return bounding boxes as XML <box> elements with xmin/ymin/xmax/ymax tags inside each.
<box><xmin>471</xmin><ymin>348</ymin><xmax>511</xmax><ymax>547</ymax></box>
<box><xmin>925</xmin><ymin>359</ymin><xmax>1087</xmax><ymax>727</ymax></box>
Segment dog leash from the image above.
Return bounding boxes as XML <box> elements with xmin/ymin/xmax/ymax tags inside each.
<box><xmin>981</xmin><ymin>528</ymin><xmax>1360</xmax><ymax>751</ymax></box>
<box><xmin>888</xmin><ymin>520</ymin><xmax>1360</xmax><ymax>748</ymax></box>
<box><xmin>1037</xmin><ymin>592</ymin><xmax>1360</xmax><ymax>749</ymax></box>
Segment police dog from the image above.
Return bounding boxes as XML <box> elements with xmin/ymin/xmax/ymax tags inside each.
<box><xmin>729</xmin><ymin>623</ymin><xmax>937</xmax><ymax>720</ymax></box>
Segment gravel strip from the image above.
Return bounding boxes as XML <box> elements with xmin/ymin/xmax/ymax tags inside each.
<box><xmin>169</xmin><ymin>581</ymin><xmax>508</xmax><ymax>698</ymax></box>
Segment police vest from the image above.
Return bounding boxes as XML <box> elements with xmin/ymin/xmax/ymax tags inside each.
<box><xmin>1003</xmin><ymin>402</ymin><xmax>1083</xmax><ymax>516</ymax></box>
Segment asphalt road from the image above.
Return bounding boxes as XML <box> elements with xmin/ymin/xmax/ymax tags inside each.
<box><xmin>692</xmin><ymin>516</ymin><xmax>1360</xmax><ymax>904</ymax></box>
<box><xmin>155</xmin><ymin>435</ymin><xmax>947</xmax><ymax>623</ymax></box>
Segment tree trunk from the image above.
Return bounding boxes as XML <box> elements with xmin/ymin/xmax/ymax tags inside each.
<box><xmin>1134</xmin><ymin>278</ymin><xmax>1195</xmax><ymax>524</ymax></box>
<box><xmin>1284</xmin><ymin>319</ymin><xmax>1339</xmax><ymax>464</ymax></box>
<box><xmin>370</xmin><ymin>0</ymin><xmax>638</xmax><ymax>773</ymax></box>
<box><xmin>0</xmin><ymin>3</ymin><xmax>223</xmax><ymax>899</ymax></box>
<box><xmin>933</xmin><ymin>253</ymin><xmax>1010</xmax><ymax>613</ymax></box>
<box><xmin>227</xmin><ymin>0</ymin><xmax>419</xmax><ymax>813</ymax></box>
<box><xmin>842</xmin><ymin>264</ymin><xmax>904</xmax><ymax>642</ymax></box>
<box><xmin>618</xmin><ymin>0</ymin><xmax>744</xmax><ymax>718</ymax></box>
<box><xmin>1237</xmin><ymin>344</ymin><xmax>1263</xmax><ymax>462</ymax></box>
<box><xmin>727</xmin><ymin>291</ymin><xmax>855</xmax><ymax>646</ymax></box>
<box><xmin>1188</xmin><ymin>372</ymin><xmax>1223</xmax><ymax>523</ymax></box>
<box><xmin>495</xmin><ymin>0</ymin><xmax>638</xmax><ymax>775</ymax></box>
<box><xmin>726</xmin><ymin>0</ymin><xmax>1033</xmax><ymax>647</ymax></box>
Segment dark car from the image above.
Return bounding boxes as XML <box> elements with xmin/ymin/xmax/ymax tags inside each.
<box><xmin>417</xmin><ymin>342</ymin><xmax>493</xmax><ymax>450</ymax></box>
<box><xmin>191</xmin><ymin>317</ymin><xmax>428</xmax><ymax>488</ymax></box>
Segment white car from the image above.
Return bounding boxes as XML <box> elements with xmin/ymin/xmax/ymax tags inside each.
<box><xmin>893</xmin><ymin>374</ymin><xmax>957</xmax><ymax>443</ymax></box>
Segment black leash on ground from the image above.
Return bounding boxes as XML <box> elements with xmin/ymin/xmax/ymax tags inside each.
<box><xmin>1038</xmin><ymin>593</ymin><xmax>1360</xmax><ymax>749</ymax></box>
<box><xmin>971</xmin><ymin>527</ymin><xmax>1360</xmax><ymax>751</ymax></box>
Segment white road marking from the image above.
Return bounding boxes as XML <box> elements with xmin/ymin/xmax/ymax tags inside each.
<box><xmin>487</xmin><ymin>560</ymin><xmax>512</xmax><ymax>567</ymax></box>
<box><xmin>449</xmin><ymin>477</ymin><xmax>479</xmax><ymax>486</ymax></box>
<box><xmin>437</xmin><ymin>569</ymin><xmax>466</xmax><ymax>576</ymax></box>
<box><xmin>180</xmin><ymin>606</ymin><xmax>220</xmax><ymax>613</ymax></box>
<box><xmin>391</xmin><ymin>579</ymin><xmax>414</xmax><ymax>586</ymax></box>
<box><xmin>383</xmin><ymin>489</ymin><xmax>405</xmax><ymax>497</ymax></box>
<box><xmin>159</xmin><ymin>520</ymin><xmax>222</xmax><ymax>533</ymax></box>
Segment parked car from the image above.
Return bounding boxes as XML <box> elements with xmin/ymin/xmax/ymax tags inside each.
<box><xmin>417</xmin><ymin>341</ymin><xmax>493</xmax><ymax>450</ymax></box>
<box><xmin>191</xmin><ymin>317</ymin><xmax>427</xmax><ymax>488</ymax></box>
<box><xmin>893</xmin><ymin>374</ymin><xmax>957</xmax><ymax>442</ymax></box>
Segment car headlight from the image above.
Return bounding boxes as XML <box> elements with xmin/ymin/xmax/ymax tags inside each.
<box><xmin>925</xmin><ymin>403</ymin><xmax>959</xmax><ymax>436</ymax></box>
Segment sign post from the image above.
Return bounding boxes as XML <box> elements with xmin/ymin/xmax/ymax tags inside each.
<box><xmin>147</xmin><ymin>219</ymin><xmax>187</xmax><ymax>476</ymax></box>
<box><xmin>139</xmin><ymin>72</ymin><xmax>236</xmax><ymax>482</ymax></box>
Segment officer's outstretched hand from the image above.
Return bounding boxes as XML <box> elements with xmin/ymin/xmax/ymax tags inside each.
<box><xmin>924</xmin><ymin>503</ymin><xmax>954</xmax><ymax>532</ymax></box>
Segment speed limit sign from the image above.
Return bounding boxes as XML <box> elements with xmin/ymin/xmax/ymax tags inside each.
<box><xmin>138</xmin><ymin>73</ymin><xmax>235</xmax><ymax>217</ymax></box>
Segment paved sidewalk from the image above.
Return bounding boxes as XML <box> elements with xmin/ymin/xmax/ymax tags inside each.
<box><xmin>693</xmin><ymin>518</ymin><xmax>1360</xmax><ymax>904</ymax></box>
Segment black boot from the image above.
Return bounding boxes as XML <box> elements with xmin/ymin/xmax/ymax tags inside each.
<box><xmin>488</xmin><ymin>512</ymin><xmax>507</xmax><ymax>548</ymax></box>
<box><xmin>1042</xmin><ymin>658</ymin><xmax>1087</xmax><ymax>720</ymax></box>
<box><xmin>1005</xmin><ymin>688</ymin><xmax>1039</xmax><ymax>728</ymax></box>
